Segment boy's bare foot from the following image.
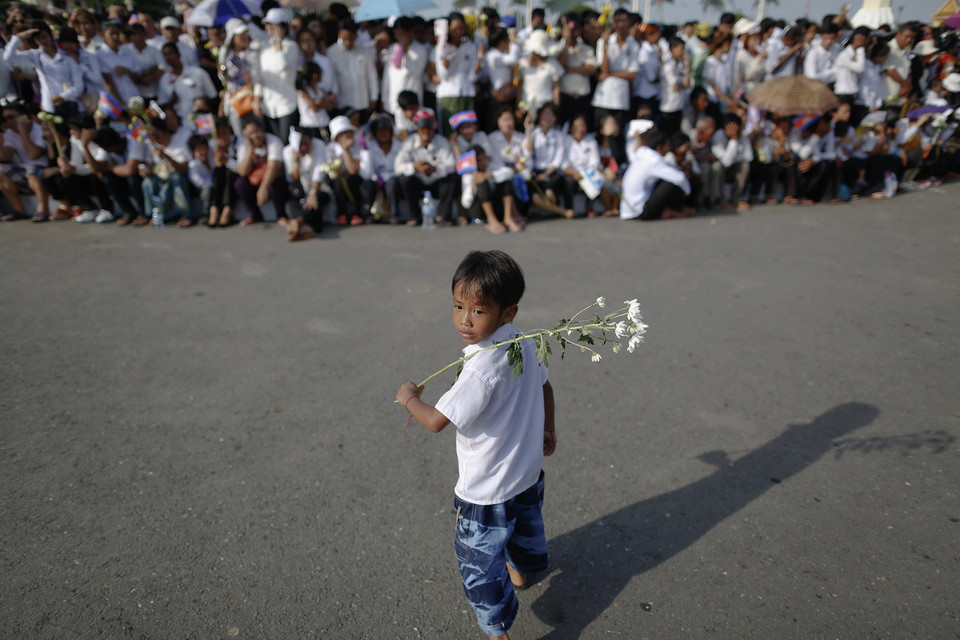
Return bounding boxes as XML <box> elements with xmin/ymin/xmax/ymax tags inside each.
<box><xmin>506</xmin><ymin>561</ymin><xmax>526</xmax><ymax>589</ymax></box>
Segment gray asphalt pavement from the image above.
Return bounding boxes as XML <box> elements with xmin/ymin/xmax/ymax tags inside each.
<box><xmin>1</xmin><ymin>189</ymin><xmax>958</xmax><ymax>640</ymax></box>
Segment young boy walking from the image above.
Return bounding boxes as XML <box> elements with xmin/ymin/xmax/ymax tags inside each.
<box><xmin>396</xmin><ymin>250</ymin><xmax>557</xmax><ymax>639</ymax></box>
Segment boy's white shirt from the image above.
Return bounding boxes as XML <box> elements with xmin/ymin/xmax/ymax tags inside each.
<box><xmin>435</xmin><ymin>322</ymin><xmax>548</xmax><ymax>505</ymax></box>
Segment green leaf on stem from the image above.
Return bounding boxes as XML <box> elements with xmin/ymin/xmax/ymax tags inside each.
<box><xmin>507</xmin><ymin>341</ymin><xmax>524</xmax><ymax>379</ymax></box>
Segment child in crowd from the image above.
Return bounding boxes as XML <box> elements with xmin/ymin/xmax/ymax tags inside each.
<box><xmin>460</xmin><ymin>145</ymin><xmax>523</xmax><ymax>233</ymax></box>
<box><xmin>296</xmin><ymin>61</ymin><xmax>331</xmax><ymax>137</ymax></box>
<box><xmin>325</xmin><ymin>114</ymin><xmax>364</xmax><ymax>226</ymax></box>
<box><xmin>395</xmin><ymin>90</ymin><xmax>419</xmax><ymax>140</ymax></box>
<box><xmin>396</xmin><ymin>249</ymin><xmax>556</xmax><ymax>640</ymax></box>
<box><xmin>187</xmin><ymin>133</ymin><xmax>214</xmax><ymax>224</ymax></box>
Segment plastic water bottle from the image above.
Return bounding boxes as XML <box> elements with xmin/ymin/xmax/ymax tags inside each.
<box><xmin>421</xmin><ymin>191</ymin><xmax>436</xmax><ymax>230</ymax></box>
<box><xmin>150</xmin><ymin>195</ymin><xmax>164</xmax><ymax>228</ymax></box>
<box><xmin>883</xmin><ymin>171</ymin><xmax>897</xmax><ymax>199</ymax></box>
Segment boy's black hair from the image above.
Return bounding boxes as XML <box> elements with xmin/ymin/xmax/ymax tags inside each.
<box><xmin>670</xmin><ymin>131</ymin><xmax>690</xmax><ymax>150</ymax></box>
<box><xmin>452</xmin><ymin>250</ymin><xmax>525</xmax><ymax>312</ymax></box>
<box><xmin>397</xmin><ymin>90</ymin><xmax>419</xmax><ymax>110</ymax></box>
<box><xmin>532</xmin><ymin>8</ymin><xmax>545</xmax><ymax>20</ymax></box>
<box><xmin>188</xmin><ymin>134</ymin><xmax>209</xmax><ymax>153</ymax></box>
<box><xmin>489</xmin><ymin>26</ymin><xmax>509</xmax><ymax>49</ymax></box>
<box><xmin>467</xmin><ymin>144</ymin><xmax>486</xmax><ymax>156</ymax></box>
<box><xmin>647</xmin><ymin>130</ymin><xmax>668</xmax><ymax>150</ymax></box>
<box><xmin>723</xmin><ymin>113</ymin><xmax>742</xmax><ymax>128</ymax></box>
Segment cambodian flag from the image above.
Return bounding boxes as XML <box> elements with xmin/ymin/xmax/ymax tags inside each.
<box><xmin>194</xmin><ymin>113</ymin><xmax>214</xmax><ymax>136</ymax></box>
<box><xmin>127</xmin><ymin>121</ymin><xmax>147</xmax><ymax>142</ymax></box>
<box><xmin>456</xmin><ymin>151</ymin><xmax>477</xmax><ymax>175</ymax></box>
<box><xmin>99</xmin><ymin>92</ymin><xmax>125</xmax><ymax>119</ymax></box>
<box><xmin>792</xmin><ymin>113</ymin><xmax>819</xmax><ymax>131</ymax></box>
<box><xmin>449</xmin><ymin>110</ymin><xmax>478</xmax><ymax>130</ymax></box>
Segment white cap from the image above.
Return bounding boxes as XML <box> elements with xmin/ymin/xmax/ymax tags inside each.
<box><xmin>627</xmin><ymin>119</ymin><xmax>655</xmax><ymax>138</ymax></box>
<box><xmin>943</xmin><ymin>73</ymin><xmax>960</xmax><ymax>93</ymax></box>
<box><xmin>159</xmin><ymin>16</ymin><xmax>181</xmax><ymax>30</ymax></box>
<box><xmin>263</xmin><ymin>7</ymin><xmax>291</xmax><ymax>24</ymax></box>
<box><xmin>225</xmin><ymin>18</ymin><xmax>248</xmax><ymax>37</ymax></box>
<box><xmin>523</xmin><ymin>29</ymin><xmax>560</xmax><ymax>57</ymax></box>
<box><xmin>734</xmin><ymin>18</ymin><xmax>758</xmax><ymax>37</ymax></box>
<box><xmin>329</xmin><ymin>115</ymin><xmax>356</xmax><ymax>141</ymax></box>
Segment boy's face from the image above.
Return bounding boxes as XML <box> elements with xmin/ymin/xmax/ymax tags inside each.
<box><xmin>194</xmin><ymin>144</ymin><xmax>209</xmax><ymax>162</ymax></box>
<box><xmin>452</xmin><ymin>283</ymin><xmax>516</xmax><ymax>345</ymax></box>
<box><xmin>402</xmin><ymin>104</ymin><xmax>419</xmax><ymax>122</ymax></box>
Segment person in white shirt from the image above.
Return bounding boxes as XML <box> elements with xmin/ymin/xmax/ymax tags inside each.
<box><xmin>139</xmin><ymin>117</ymin><xmax>194</xmax><ymax>225</ymax></box>
<box><xmin>295</xmin><ymin>27</ymin><xmax>337</xmax><ymax>100</ymax></box>
<box><xmin>394</xmin><ymin>107</ymin><xmax>458</xmax><ymax>223</ymax></box>
<box><xmin>703</xmin><ymin>34</ymin><xmax>736</xmax><ymax>120</ymax></box>
<box><xmin>295</xmin><ymin>61</ymin><xmax>331</xmax><ymax>133</ymax></box>
<box><xmin>96</xmin><ymin>22</ymin><xmax>142</xmax><ymax>104</ymax></box>
<box><xmin>3</xmin><ymin>21</ymin><xmax>83</xmax><ymax>117</ymax></box>
<box><xmin>0</xmin><ymin>104</ymin><xmax>52</xmax><ymax>221</ymax></box>
<box><xmin>158</xmin><ymin>17</ymin><xmax>199</xmax><ymax>68</ymax></box>
<box><xmin>735</xmin><ymin>29</ymin><xmax>767</xmax><ymax>95</ymax></box>
<box><xmin>591</xmin><ymin>9</ymin><xmax>639</xmax><ymax>134</ymax></box>
<box><xmin>517</xmin><ymin>31</ymin><xmax>564</xmax><ymax>121</ymax></box>
<box><xmin>882</xmin><ymin>24</ymin><xmax>918</xmax><ymax>111</ymax></box>
<box><xmin>158</xmin><ymin>43</ymin><xmax>217</xmax><ymax>124</ymax></box>
<box><xmin>486</xmin><ymin>104</ymin><xmax>529</xmax><ymax>211</ymax></box>
<box><xmin>557</xmin><ymin>15</ymin><xmax>597</xmax><ymax>127</ymax></box>
<box><xmin>857</xmin><ymin>42</ymin><xmax>889</xmax><ymax>122</ymax></box>
<box><xmin>326</xmin><ymin>19</ymin><xmax>379</xmax><ymax>122</ymax></box>
<box><xmin>631</xmin><ymin>23</ymin><xmax>662</xmax><ymax>121</ymax></box>
<box><xmin>833</xmin><ymin>27</ymin><xmax>870</xmax><ymax>123</ymax></box>
<box><xmin>123</xmin><ymin>23</ymin><xmax>166</xmax><ymax>101</ymax></box>
<box><xmin>358</xmin><ymin>115</ymin><xmax>404</xmax><ymax>223</ymax></box>
<box><xmin>436</xmin><ymin>13</ymin><xmax>480</xmax><ymax>135</ymax></box>
<box><xmin>803</xmin><ymin>23</ymin><xmax>840</xmax><ymax>87</ymax></box>
<box><xmin>523</xmin><ymin>103</ymin><xmax>574</xmax><ymax>218</ymax></box>
<box><xmin>49</xmin><ymin>114</ymin><xmax>114</xmax><ymax>222</ymax></box>
<box><xmin>282</xmin><ymin>126</ymin><xmax>327</xmax><ymax>240</ymax></box>
<box><xmin>711</xmin><ymin>113</ymin><xmax>754</xmax><ymax>210</ymax></box>
<box><xmin>561</xmin><ymin>114</ymin><xmax>608</xmax><ymax>215</ymax></box>
<box><xmin>254</xmin><ymin>8</ymin><xmax>300</xmax><ymax>144</ymax></box>
<box><xmin>235</xmin><ymin>117</ymin><xmax>288</xmax><ymax>225</ymax></box>
<box><xmin>660</xmin><ymin>37</ymin><xmax>690</xmax><ymax>136</ymax></box>
<box><xmin>381</xmin><ymin>17</ymin><xmax>431</xmax><ymax>124</ymax></box>
<box><xmin>321</xmin><ymin>115</ymin><xmax>365</xmax><ymax>226</ymax></box>
<box><xmin>764</xmin><ymin>25</ymin><xmax>803</xmax><ymax>79</ymax></box>
<box><xmin>71</xmin><ymin>9</ymin><xmax>105</xmax><ymax>54</ymax></box>
<box><xmin>482</xmin><ymin>27</ymin><xmax>521</xmax><ymax>131</ymax></box>
<box><xmin>620</xmin><ymin>129</ymin><xmax>691</xmax><ymax>220</ymax></box>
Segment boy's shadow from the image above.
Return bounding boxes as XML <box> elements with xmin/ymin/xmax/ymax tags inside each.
<box><xmin>532</xmin><ymin>402</ymin><xmax>881</xmax><ymax>637</ymax></box>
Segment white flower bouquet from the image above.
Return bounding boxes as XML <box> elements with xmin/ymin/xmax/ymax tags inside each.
<box><xmin>414</xmin><ymin>297</ymin><xmax>647</xmax><ymax>388</ymax></box>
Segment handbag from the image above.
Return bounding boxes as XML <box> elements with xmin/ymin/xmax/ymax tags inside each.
<box><xmin>229</xmin><ymin>86</ymin><xmax>254</xmax><ymax>117</ymax></box>
<box><xmin>248</xmin><ymin>162</ymin><xmax>267</xmax><ymax>186</ymax></box>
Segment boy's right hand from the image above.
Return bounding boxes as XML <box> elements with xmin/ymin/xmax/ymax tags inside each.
<box><xmin>543</xmin><ymin>430</ymin><xmax>556</xmax><ymax>456</ymax></box>
<box><xmin>396</xmin><ymin>381</ymin><xmax>423</xmax><ymax>407</ymax></box>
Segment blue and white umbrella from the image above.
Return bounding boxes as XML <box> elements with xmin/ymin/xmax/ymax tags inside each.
<box><xmin>353</xmin><ymin>0</ymin><xmax>437</xmax><ymax>22</ymax></box>
<box><xmin>186</xmin><ymin>0</ymin><xmax>262</xmax><ymax>27</ymax></box>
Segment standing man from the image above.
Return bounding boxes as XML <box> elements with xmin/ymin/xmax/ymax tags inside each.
<box><xmin>883</xmin><ymin>23</ymin><xmax>918</xmax><ymax>116</ymax></box>
<box><xmin>326</xmin><ymin>19</ymin><xmax>379</xmax><ymax>122</ymax></box>
<box><xmin>591</xmin><ymin>9</ymin><xmax>639</xmax><ymax>136</ymax></box>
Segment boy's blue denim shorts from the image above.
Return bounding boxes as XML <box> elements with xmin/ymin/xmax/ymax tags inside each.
<box><xmin>453</xmin><ymin>471</ymin><xmax>547</xmax><ymax>636</ymax></box>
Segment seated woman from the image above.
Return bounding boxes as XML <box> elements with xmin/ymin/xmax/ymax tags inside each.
<box><xmin>561</xmin><ymin>114</ymin><xmax>614</xmax><ymax>217</ymax></box>
<box><xmin>359</xmin><ymin>115</ymin><xmax>403</xmax><ymax>223</ymax></box>
<box><xmin>235</xmin><ymin>116</ymin><xmax>287</xmax><ymax>226</ymax></box>
<box><xmin>394</xmin><ymin>108</ymin><xmax>458</xmax><ymax>225</ymax></box>
<box><xmin>0</xmin><ymin>103</ymin><xmax>51</xmax><ymax>222</ymax></box>
<box><xmin>523</xmin><ymin>103</ymin><xmax>574</xmax><ymax>219</ymax></box>
<box><xmin>46</xmin><ymin>114</ymin><xmax>113</xmax><ymax>222</ymax></box>
<box><xmin>207</xmin><ymin>117</ymin><xmax>239</xmax><ymax>227</ymax></box>
<box><xmin>460</xmin><ymin>145</ymin><xmax>523</xmax><ymax>233</ymax></box>
<box><xmin>711</xmin><ymin>113</ymin><xmax>753</xmax><ymax>210</ymax></box>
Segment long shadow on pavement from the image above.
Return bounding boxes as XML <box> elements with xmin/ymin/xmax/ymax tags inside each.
<box><xmin>531</xmin><ymin>402</ymin><xmax>880</xmax><ymax>637</ymax></box>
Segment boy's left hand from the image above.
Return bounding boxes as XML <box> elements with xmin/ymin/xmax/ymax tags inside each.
<box><xmin>543</xmin><ymin>430</ymin><xmax>556</xmax><ymax>456</ymax></box>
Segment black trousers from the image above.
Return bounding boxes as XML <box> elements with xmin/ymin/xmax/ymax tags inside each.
<box><xmin>397</xmin><ymin>174</ymin><xmax>458</xmax><ymax>222</ymax></box>
<box><xmin>639</xmin><ymin>180</ymin><xmax>686</xmax><ymax>220</ymax></box>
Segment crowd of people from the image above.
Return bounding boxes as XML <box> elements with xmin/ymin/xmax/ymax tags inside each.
<box><xmin>0</xmin><ymin>1</ymin><xmax>958</xmax><ymax>238</ymax></box>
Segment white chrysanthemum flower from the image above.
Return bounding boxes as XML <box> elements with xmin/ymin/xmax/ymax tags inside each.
<box><xmin>612</xmin><ymin>342</ymin><xmax>622</xmax><ymax>354</ymax></box>
<box><xmin>625</xmin><ymin>299</ymin><xmax>642</xmax><ymax>324</ymax></box>
<box><xmin>630</xmin><ymin>321</ymin><xmax>648</xmax><ymax>335</ymax></box>
<box><xmin>615</xmin><ymin>321</ymin><xmax>628</xmax><ymax>338</ymax></box>
<box><xmin>627</xmin><ymin>334</ymin><xmax>644</xmax><ymax>353</ymax></box>
<box><xmin>591</xmin><ymin>353</ymin><xmax>602</xmax><ymax>363</ymax></box>
<box><xmin>596</xmin><ymin>296</ymin><xmax>606</xmax><ymax>308</ymax></box>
